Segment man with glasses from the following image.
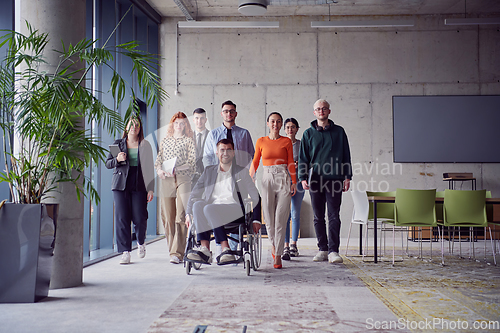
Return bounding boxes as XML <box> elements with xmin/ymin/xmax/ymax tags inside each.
<box><xmin>202</xmin><ymin>100</ymin><xmax>261</xmax><ymax>253</ymax></box>
<box><xmin>185</xmin><ymin>139</ymin><xmax>260</xmax><ymax>264</ymax></box>
<box><xmin>298</xmin><ymin>99</ymin><xmax>352</xmax><ymax>264</ymax></box>
<box><xmin>202</xmin><ymin>100</ymin><xmax>254</xmax><ymax>169</ymax></box>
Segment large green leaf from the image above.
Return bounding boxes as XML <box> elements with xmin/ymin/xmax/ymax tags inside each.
<box><xmin>0</xmin><ymin>15</ymin><xmax>167</xmax><ymax>204</ymax></box>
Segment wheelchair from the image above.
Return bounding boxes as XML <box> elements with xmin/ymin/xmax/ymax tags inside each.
<box><xmin>184</xmin><ymin>199</ymin><xmax>262</xmax><ymax>276</ymax></box>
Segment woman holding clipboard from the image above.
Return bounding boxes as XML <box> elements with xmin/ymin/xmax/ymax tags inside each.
<box><xmin>105</xmin><ymin>116</ymin><xmax>155</xmax><ymax>265</ymax></box>
<box><xmin>155</xmin><ymin>112</ymin><xmax>196</xmax><ymax>264</ymax></box>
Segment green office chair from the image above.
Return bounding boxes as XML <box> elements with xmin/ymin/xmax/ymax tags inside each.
<box><xmin>443</xmin><ymin>189</ymin><xmax>496</xmax><ymax>265</ymax></box>
<box><xmin>367</xmin><ymin>191</ymin><xmax>396</xmax><ymax>256</ymax></box>
<box><xmin>388</xmin><ymin>188</ymin><xmax>438</xmax><ymax>265</ymax></box>
<box><xmin>367</xmin><ymin>191</ymin><xmax>396</xmax><ymax>221</ymax></box>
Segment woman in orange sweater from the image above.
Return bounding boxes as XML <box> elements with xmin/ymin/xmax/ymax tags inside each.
<box><xmin>250</xmin><ymin>112</ymin><xmax>296</xmax><ymax>268</ymax></box>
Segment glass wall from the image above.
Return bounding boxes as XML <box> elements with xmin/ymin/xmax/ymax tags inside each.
<box><xmin>0</xmin><ymin>0</ymin><xmax>14</xmax><ymax>202</ymax></box>
<box><xmin>0</xmin><ymin>0</ymin><xmax>159</xmax><ymax>263</ymax></box>
<box><xmin>84</xmin><ymin>0</ymin><xmax>161</xmax><ymax>263</ymax></box>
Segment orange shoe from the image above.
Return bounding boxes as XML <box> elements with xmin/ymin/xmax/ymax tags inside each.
<box><xmin>274</xmin><ymin>256</ymin><xmax>282</xmax><ymax>269</ymax></box>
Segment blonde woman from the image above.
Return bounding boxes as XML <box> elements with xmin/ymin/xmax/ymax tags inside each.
<box><xmin>155</xmin><ymin>112</ymin><xmax>196</xmax><ymax>264</ymax></box>
<box><xmin>250</xmin><ymin>112</ymin><xmax>296</xmax><ymax>269</ymax></box>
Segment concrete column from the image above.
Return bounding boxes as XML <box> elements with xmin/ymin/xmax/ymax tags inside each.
<box><xmin>20</xmin><ymin>0</ymin><xmax>87</xmax><ymax>289</ymax></box>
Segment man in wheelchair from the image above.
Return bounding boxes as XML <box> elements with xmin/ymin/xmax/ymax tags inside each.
<box><xmin>185</xmin><ymin>138</ymin><xmax>260</xmax><ymax>265</ymax></box>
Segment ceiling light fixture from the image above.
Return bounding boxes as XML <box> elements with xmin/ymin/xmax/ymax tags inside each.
<box><xmin>178</xmin><ymin>21</ymin><xmax>279</xmax><ymax>28</ymax></box>
<box><xmin>238</xmin><ymin>0</ymin><xmax>268</xmax><ymax>16</ymax></box>
<box><xmin>311</xmin><ymin>19</ymin><xmax>415</xmax><ymax>28</ymax></box>
<box><xmin>444</xmin><ymin>18</ymin><xmax>500</xmax><ymax>25</ymax></box>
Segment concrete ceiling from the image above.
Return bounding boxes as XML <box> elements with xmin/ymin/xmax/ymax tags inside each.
<box><xmin>146</xmin><ymin>0</ymin><xmax>500</xmax><ymax>19</ymax></box>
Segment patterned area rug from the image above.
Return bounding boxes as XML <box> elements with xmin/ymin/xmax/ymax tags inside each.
<box><xmin>148</xmin><ymin>246</ymin><xmax>398</xmax><ymax>333</ymax></box>
<box><xmin>148</xmin><ymin>241</ymin><xmax>500</xmax><ymax>333</ymax></box>
<box><xmin>343</xmin><ymin>243</ymin><xmax>500</xmax><ymax>333</ymax></box>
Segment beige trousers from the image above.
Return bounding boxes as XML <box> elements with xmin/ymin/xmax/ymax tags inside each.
<box><xmin>260</xmin><ymin>165</ymin><xmax>291</xmax><ymax>256</ymax></box>
<box><xmin>160</xmin><ymin>174</ymin><xmax>191</xmax><ymax>259</ymax></box>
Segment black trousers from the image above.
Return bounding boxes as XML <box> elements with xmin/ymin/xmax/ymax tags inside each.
<box><xmin>309</xmin><ymin>178</ymin><xmax>343</xmax><ymax>253</ymax></box>
<box><xmin>113</xmin><ymin>166</ymin><xmax>148</xmax><ymax>253</ymax></box>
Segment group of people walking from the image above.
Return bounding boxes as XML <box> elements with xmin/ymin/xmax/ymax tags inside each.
<box><xmin>106</xmin><ymin>98</ymin><xmax>352</xmax><ymax>269</ymax></box>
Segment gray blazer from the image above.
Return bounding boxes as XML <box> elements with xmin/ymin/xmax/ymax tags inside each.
<box><xmin>186</xmin><ymin>163</ymin><xmax>259</xmax><ymax>216</ymax></box>
<box><xmin>105</xmin><ymin>138</ymin><xmax>155</xmax><ymax>193</ymax></box>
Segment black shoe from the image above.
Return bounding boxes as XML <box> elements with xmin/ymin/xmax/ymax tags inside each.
<box><xmin>282</xmin><ymin>246</ymin><xmax>291</xmax><ymax>260</ymax></box>
<box><xmin>290</xmin><ymin>244</ymin><xmax>299</xmax><ymax>257</ymax></box>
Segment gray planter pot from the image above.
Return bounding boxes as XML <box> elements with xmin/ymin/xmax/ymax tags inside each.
<box><xmin>0</xmin><ymin>203</ymin><xmax>57</xmax><ymax>303</ymax></box>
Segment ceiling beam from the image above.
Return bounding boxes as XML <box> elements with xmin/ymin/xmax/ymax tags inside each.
<box><xmin>173</xmin><ymin>0</ymin><xmax>195</xmax><ymax>21</ymax></box>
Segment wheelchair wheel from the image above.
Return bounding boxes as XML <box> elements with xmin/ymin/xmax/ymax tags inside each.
<box><xmin>246</xmin><ymin>259</ymin><xmax>251</xmax><ymax>276</ymax></box>
<box><xmin>185</xmin><ymin>223</ymin><xmax>203</xmax><ymax>273</ymax></box>
<box><xmin>251</xmin><ymin>229</ymin><xmax>262</xmax><ymax>270</ymax></box>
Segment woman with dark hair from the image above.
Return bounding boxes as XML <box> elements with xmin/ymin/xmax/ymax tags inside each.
<box><xmin>155</xmin><ymin>112</ymin><xmax>196</xmax><ymax>264</ymax></box>
<box><xmin>106</xmin><ymin>116</ymin><xmax>155</xmax><ymax>265</ymax></box>
<box><xmin>250</xmin><ymin>112</ymin><xmax>296</xmax><ymax>269</ymax></box>
<box><xmin>282</xmin><ymin>117</ymin><xmax>304</xmax><ymax>260</ymax></box>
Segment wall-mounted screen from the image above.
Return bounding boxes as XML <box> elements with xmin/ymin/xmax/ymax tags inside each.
<box><xmin>393</xmin><ymin>95</ymin><xmax>500</xmax><ymax>163</ymax></box>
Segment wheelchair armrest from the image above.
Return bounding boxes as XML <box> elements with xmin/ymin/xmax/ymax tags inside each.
<box><xmin>243</xmin><ymin>198</ymin><xmax>253</xmax><ymax>215</ymax></box>
<box><xmin>185</xmin><ymin>214</ymin><xmax>196</xmax><ymax>234</ymax></box>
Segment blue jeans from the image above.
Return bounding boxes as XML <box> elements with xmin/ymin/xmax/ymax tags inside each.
<box><xmin>285</xmin><ymin>182</ymin><xmax>305</xmax><ymax>243</ymax></box>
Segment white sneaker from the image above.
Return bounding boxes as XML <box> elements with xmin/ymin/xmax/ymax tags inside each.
<box><xmin>313</xmin><ymin>251</ymin><xmax>328</xmax><ymax>262</ymax></box>
<box><xmin>328</xmin><ymin>252</ymin><xmax>343</xmax><ymax>264</ymax></box>
<box><xmin>120</xmin><ymin>251</ymin><xmax>131</xmax><ymax>264</ymax></box>
<box><xmin>170</xmin><ymin>255</ymin><xmax>180</xmax><ymax>264</ymax></box>
<box><xmin>187</xmin><ymin>246</ymin><xmax>212</xmax><ymax>263</ymax></box>
<box><xmin>138</xmin><ymin>244</ymin><xmax>146</xmax><ymax>258</ymax></box>
<box><xmin>219</xmin><ymin>247</ymin><xmax>236</xmax><ymax>264</ymax></box>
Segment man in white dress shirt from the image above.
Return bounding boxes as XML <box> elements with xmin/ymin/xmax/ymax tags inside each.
<box><xmin>185</xmin><ymin>139</ymin><xmax>260</xmax><ymax>264</ymax></box>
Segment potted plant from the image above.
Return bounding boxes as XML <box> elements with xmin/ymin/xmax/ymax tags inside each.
<box><xmin>0</xmin><ymin>20</ymin><xmax>166</xmax><ymax>302</ymax></box>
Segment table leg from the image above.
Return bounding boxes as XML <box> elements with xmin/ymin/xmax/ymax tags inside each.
<box><xmin>359</xmin><ymin>225</ymin><xmax>363</xmax><ymax>255</ymax></box>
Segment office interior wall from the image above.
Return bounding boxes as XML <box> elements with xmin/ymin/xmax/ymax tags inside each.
<box><xmin>159</xmin><ymin>15</ymin><xmax>500</xmax><ymax>237</ymax></box>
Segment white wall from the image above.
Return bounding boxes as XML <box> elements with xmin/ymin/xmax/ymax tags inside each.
<box><xmin>159</xmin><ymin>15</ymin><xmax>500</xmax><ymax>237</ymax></box>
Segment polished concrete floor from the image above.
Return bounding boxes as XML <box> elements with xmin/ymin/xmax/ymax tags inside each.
<box><xmin>1</xmin><ymin>235</ymin><xmax>500</xmax><ymax>333</ymax></box>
